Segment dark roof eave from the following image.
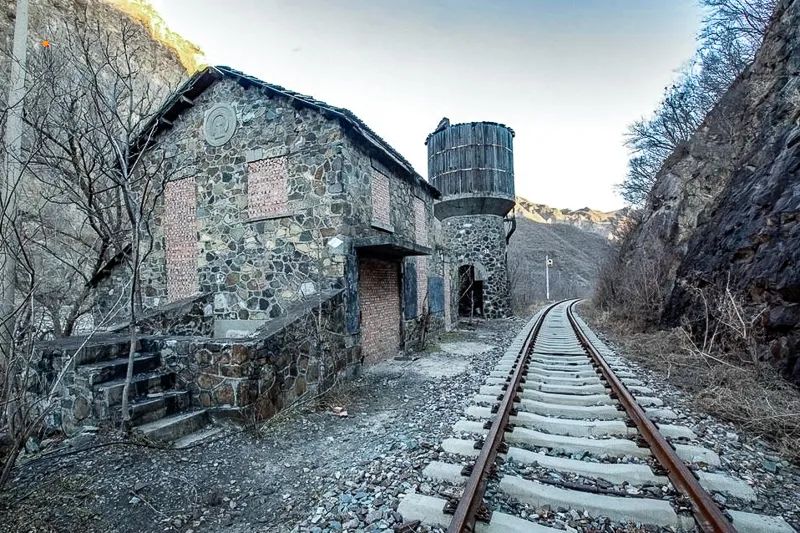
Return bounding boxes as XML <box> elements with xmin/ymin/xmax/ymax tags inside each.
<box><xmin>354</xmin><ymin>237</ymin><xmax>432</xmax><ymax>258</ymax></box>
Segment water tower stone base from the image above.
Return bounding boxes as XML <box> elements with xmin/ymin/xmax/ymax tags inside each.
<box><xmin>444</xmin><ymin>214</ymin><xmax>512</xmax><ymax>319</ymax></box>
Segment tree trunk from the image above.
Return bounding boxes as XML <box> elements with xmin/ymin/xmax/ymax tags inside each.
<box><xmin>119</xmin><ymin>223</ymin><xmax>141</xmax><ymax>431</ymax></box>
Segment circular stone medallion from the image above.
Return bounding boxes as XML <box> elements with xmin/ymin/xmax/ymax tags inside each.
<box><xmin>203</xmin><ymin>103</ymin><xmax>237</xmax><ymax>146</ymax></box>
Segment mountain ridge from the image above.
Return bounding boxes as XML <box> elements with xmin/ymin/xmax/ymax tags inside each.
<box><xmin>514</xmin><ymin>196</ymin><xmax>631</xmax><ymax>240</ymax></box>
<box><xmin>508</xmin><ymin>197</ymin><xmax>614</xmax><ymax>312</ymax></box>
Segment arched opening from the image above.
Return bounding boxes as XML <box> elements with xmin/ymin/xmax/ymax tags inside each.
<box><xmin>458</xmin><ymin>264</ymin><xmax>484</xmax><ymax>318</ymax></box>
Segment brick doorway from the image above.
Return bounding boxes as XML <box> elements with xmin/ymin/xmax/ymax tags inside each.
<box><xmin>358</xmin><ymin>257</ymin><xmax>401</xmax><ymax>364</ymax></box>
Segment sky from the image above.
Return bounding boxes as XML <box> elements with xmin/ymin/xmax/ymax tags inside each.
<box><xmin>150</xmin><ymin>0</ymin><xmax>703</xmax><ymax>212</ymax></box>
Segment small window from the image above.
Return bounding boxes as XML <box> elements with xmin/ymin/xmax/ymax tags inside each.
<box><xmin>370</xmin><ymin>169</ymin><xmax>392</xmax><ymax>230</ymax></box>
<box><xmin>247</xmin><ymin>157</ymin><xmax>289</xmax><ymax>220</ymax></box>
<box><xmin>413</xmin><ymin>196</ymin><xmax>427</xmax><ymax>246</ymax></box>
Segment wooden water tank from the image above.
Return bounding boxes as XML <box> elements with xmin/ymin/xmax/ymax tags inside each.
<box><xmin>426</xmin><ymin>121</ymin><xmax>515</xmax><ymax>219</ymax></box>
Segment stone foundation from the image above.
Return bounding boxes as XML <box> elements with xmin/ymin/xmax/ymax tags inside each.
<box><xmin>37</xmin><ymin>290</ymin><xmax>358</xmax><ymax>432</ymax></box>
<box><xmin>154</xmin><ymin>290</ymin><xmax>357</xmax><ymax>419</ymax></box>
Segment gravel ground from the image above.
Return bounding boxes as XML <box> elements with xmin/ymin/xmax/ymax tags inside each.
<box><xmin>4</xmin><ymin>309</ymin><xmax>796</xmax><ymax>533</ymax></box>
<box><xmin>0</xmin><ymin>317</ymin><xmax>523</xmax><ymax>533</ymax></box>
<box><xmin>587</xmin><ymin>317</ymin><xmax>800</xmax><ymax>531</ymax></box>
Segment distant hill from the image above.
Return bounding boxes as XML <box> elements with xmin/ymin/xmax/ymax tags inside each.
<box><xmin>508</xmin><ymin>200</ymin><xmax>613</xmax><ymax>312</ymax></box>
<box><xmin>514</xmin><ymin>196</ymin><xmax>630</xmax><ymax>241</ymax></box>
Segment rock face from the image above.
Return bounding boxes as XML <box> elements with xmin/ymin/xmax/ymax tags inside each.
<box><xmin>515</xmin><ymin>196</ymin><xmax>630</xmax><ymax>241</ymax></box>
<box><xmin>0</xmin><ymin>0</ymin><xmax>192</xmax><ymax>83</ymax></box>
<box><xmin>614</xmin><ymin>0</ymin><xmax>800</xmax><ymax>382</ymax></box>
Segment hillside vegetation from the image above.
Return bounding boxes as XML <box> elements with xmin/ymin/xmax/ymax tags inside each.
<box><xmin>508</xmin><ymin>215</ymin><xmax>611</xmax><ymax>313</ymax></box>
<box><xmin>601</xmin><ymin>0</ymin><xmax>800</xmax><ymax>384</ymax></box>
<box><xmin>593</xmin><ymin>0</ymin><xmax>800</xmax><ymax>458</ymax></box>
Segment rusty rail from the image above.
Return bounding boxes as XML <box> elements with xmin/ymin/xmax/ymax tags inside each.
<box><xmin>446</xmin><ymin>301</ymin><xmax>560</xmax><ymax>533</ymax></box>
<box><xmin>566</xmin><ymin>300</ymin><xmax>737</xmax><ymax>533</ymax></box>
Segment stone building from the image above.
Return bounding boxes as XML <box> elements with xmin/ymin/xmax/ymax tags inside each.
<box><xmin>124</xmin><ymin>65</ymin><xmax>448</xmax><ymax>359</ymax></box>
<box><xmin>427</xmin><ymin>120</ymin><xmax>516</xmax><ymax>319</ymax></box>
<box><xmin>41</xmin><ymin>66</ymin><xmax>515</xmax><ymax>440</ymax></box>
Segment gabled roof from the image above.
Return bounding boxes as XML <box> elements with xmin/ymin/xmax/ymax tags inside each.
<box><xmin>136</xmin><ymin>65</ymin><xmax>439</xmax><ymax>198</ymax></box>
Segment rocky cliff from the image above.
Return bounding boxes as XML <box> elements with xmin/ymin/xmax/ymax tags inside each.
<box><xmin>1</xmin><ymin>0</ymin><xmax>196</xmax><ymax>82</ymax></box>
<box><xmin>1</xmin><ymin>0</ymin><xmax>193</xmax><ymax>335</ymax></box>
<box><xmin>515</xmin><ymin>196</ymin><xmax>630</xmax><ymax>240</ymax></box>
<box><xmin>612</xmin><ymin>0</ymin><xmax>800</xmax><ymax>382</ymax></box>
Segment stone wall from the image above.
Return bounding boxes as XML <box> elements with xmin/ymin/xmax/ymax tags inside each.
<box><xmin>115</xmin><ymin>76</ymin><xmax>442</xmax><ymax>338</ymax></box>
<box><xmin>338</xmin><ymin>145</ymin><xmax>445</xmax><ymax>348</ymax></box>
<box><xmin>107</xmin><ymin>293</ymin><xmax>214</xmax><ymax>337</ymax></box>
<box><xmin>342</xmin><ymin>154</ymin><xmax>432</xmax><ymax>247</ymax></box>
<box><xmin>37</xmin><ymin>290</ymin><xmax>355</xmax><ymax>431</ymax></box>
<box><xmin>443</xmin><ymin>214</ymin><xmax>512</xmax><ymax>319</ymax></box>
<box><xmin>151</xmin><ymin>289</ymin><xmax>356</xmax><ymax>419</ymax></box>
<box><xmin>132</xmin><ymin>78</ymin><xmax>350</xmax><ymax>324</ymax></box>
<box><xmin>94</xmin><ymin>72</ymin><xmax>445</xmax><ymax>368</ymax></box>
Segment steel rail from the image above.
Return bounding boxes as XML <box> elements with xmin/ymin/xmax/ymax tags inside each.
<box><xmin>566</xmin><ymin>300</ymin><xmax>737</xmax><ymax>533</ymax></box>
<box><xmin>446</xmin><ymin>301</ymin><xmax>561</xmax><ymax>533</ymax></box>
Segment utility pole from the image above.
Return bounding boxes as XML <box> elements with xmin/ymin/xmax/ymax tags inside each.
<box><xmin>1</xmin><ymin>0</ymin><xmax>30</xmax><ymax>362</ymax></box>
<box><xmin>545</xmin><ymin>255</ymin><xmax>552</xmax><ymax>301</ymax></box>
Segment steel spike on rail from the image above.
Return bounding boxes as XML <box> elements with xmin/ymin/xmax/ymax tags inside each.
<box><xmin>565</xmin><ymin>300</ymin><xmax>737</xmax><ymax>533</ymax></box>
<box><xmin>445</xmin><ymin>301</ymin><xmax>562</xmax><ymax>533</ymax></box>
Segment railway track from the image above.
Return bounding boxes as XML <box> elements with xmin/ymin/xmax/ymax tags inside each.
<box><xmin>398</xmin><ymin>300</ymin><xmax>796</xmax><ymax>533</ymax></box>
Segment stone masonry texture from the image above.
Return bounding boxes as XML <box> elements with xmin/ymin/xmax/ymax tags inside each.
<box><xmin>443</xmin><ymin>214</ymin><xmax>512</xmax><ymax>319</ymax></box>
<box><xmin>79</xmin><ymin>70</ymin><xmax>492</xmax><ymax>430</ymax></box>
<box><xmin>113</xmin><ymin>76</ymin><xmax>442</xmax><ymax>331</ymax></box>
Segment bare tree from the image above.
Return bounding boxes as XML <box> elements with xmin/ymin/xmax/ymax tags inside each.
<box><xmin>618</xmin><ymin>0</ymin><xmax>777</xmax><ymax>206</ymax></box>
<box><xmin>0</xmin><ymin>71</ymin><xmax>133</xmax><ymax>490</ymax></box>
<box><xmin>0</xmin><ymin>0</ymin><xmax>188</xmax><ymax>487</ymax></box>
<box><xmin>619</xmin><ymin>69</ymin><xmax>709</xmax><ymax>206</ymax></box>
<box><xmin>13</xmin><ymin>7</ymin><xmax>181</xmax><ymax>431</ymax></box>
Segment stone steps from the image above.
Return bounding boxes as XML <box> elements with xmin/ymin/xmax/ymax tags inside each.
<box><xmin>136</xmin><ymin>409</ymin><xmax>210</xmax><ymax>442</ymax></box>
<box><xmin>69</xmin><ymin>339</ymin><xmax>218</xmax><ymax>446</ymax></box>
<box><xmin>124</xmin><ymin>390</ymin><xmax>191</xmax><ymax>425</ymax></box>
<box><xmin>74</xmin><ymin>338</ymin><xmax>141</xmax><ymax>365</ymax></box>
<box><xmin>173</xmin><ymin>426</ymin><xmax>225</xmax><ymax>449</ymax></box>
<box><xmin>79</xmin><ymin>353</ymin><xmax>161</xmax><ymax>386</ymax></box>
<box><xmin>96</xmin><ymin>370</ymin><xmax>178</xmax><ymax>407</ymax></box>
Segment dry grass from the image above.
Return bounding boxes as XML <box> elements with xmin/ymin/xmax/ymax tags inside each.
<box><xmin>584</xmin><ymin>306</ymin><xmax>800</xmax><ymax>463</ymax></box>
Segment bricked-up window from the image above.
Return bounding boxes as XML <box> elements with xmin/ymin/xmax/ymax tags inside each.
<box><xmin>413</xmin><ymin>197</ymin><xmax>427</xmax><ymax>246</ymax></box>
<box><xmin>165</xmin><ymin>177</ymin><xmax>198</xmax><ymax>301</ymax></box>
<box><xmin>370</xmin><ymin>169</ymin><xmax>391</xmax><ymax>229</ymax></box>
<box><xmin>248</xmin><ymin>157</ymin><xmax>288</xmax><ymax>219</ymax></box>
<box><xmin>416</xmin><ymin>256</ymin><xmax>427</xmax><ymax>315</ymax></box>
